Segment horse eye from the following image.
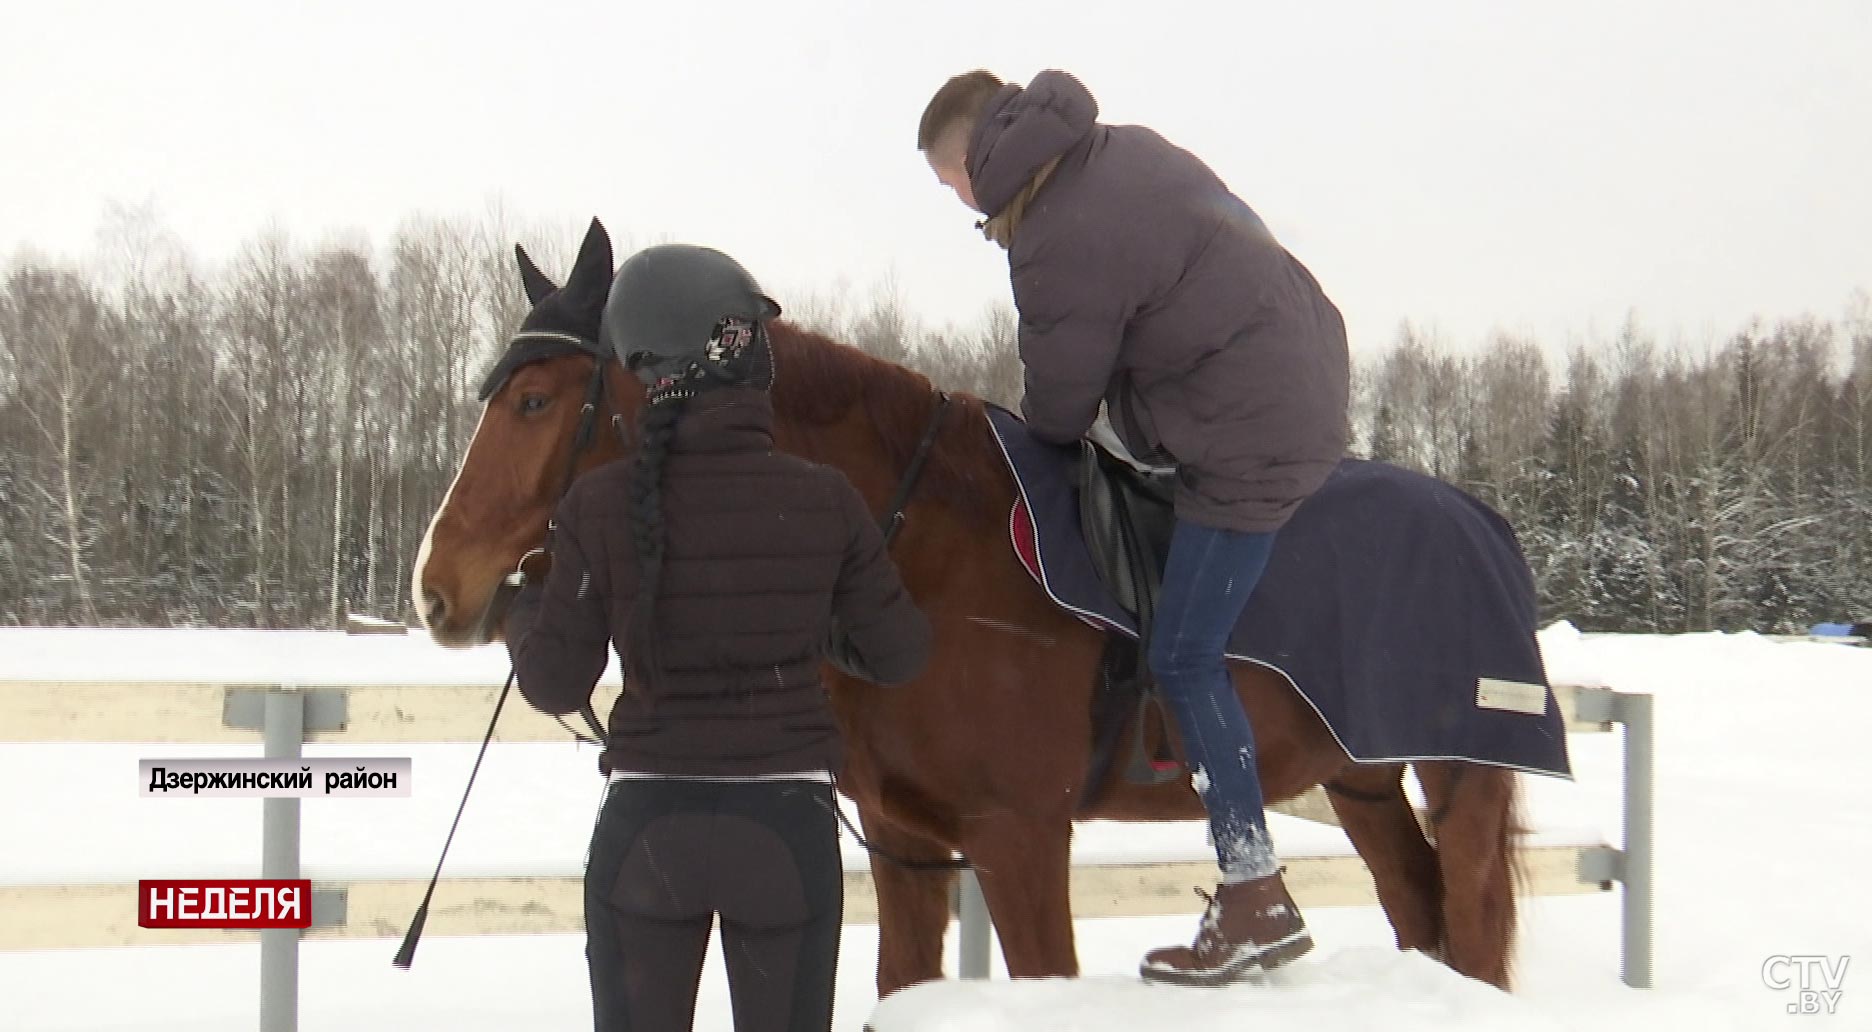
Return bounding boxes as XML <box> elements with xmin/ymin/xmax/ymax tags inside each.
<box><xmin>519</xmin><ymin>394</ymin><xmax>550</xmax><ymax>415</ymax></box>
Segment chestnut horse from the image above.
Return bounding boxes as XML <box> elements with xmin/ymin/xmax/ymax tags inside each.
<box><xmin>413</xmin><ymin>219</ymin><xmax>1526</xmax><ymax>996</ymax></box>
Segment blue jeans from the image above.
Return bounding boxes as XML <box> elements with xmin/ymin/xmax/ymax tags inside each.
<box><xmin>1147</xmin><ymin>520</ymin><xmax>1280</xmax><ymax>883</ymax></box>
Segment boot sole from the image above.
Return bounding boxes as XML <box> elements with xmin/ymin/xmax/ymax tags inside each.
<box><xmin>1138</xmin><ymin>932</ymin><xmax>1314</xmax><ymax>988</ymax></box>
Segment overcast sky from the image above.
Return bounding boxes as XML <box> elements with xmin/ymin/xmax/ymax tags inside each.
<box><xmin>4</xmin><ymin>0</ymin><xmax>1868</xmax><ymax>360</ymax></box>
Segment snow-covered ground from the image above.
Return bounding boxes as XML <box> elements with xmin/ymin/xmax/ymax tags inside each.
<box><xmin>0</xmin><ymin>622</ymin><xmax>1865</xmax><ymax>1029</ymax></box>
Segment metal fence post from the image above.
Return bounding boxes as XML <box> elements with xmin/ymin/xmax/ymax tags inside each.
<box><xmin>1620</xmin><ymin>692</ymin><xmax>1654</xmax><ymax>990</ymax></box>
<box><xmin>1574</xmin><ymin>686</ymin><xmax>1655</xmax><ymax>990</ymax></box>
<box><xmin>261</xmin><ymin>686</ymin><xmax>305</xmax><ymax>1032</ymax></box>
<box><xmin>220</xmin><ymin>685</ymin><xmax>348</xmax><ymax>1032</ymax></box>
<box><xmin>957</xmin><ymin>869</ymin><xmax>992</xmax><ymax>979</ymax></box>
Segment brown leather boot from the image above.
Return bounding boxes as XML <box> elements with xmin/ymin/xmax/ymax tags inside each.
<box><xmin>1139</xmin><ymin>869</ymin><xmax>1313</xmax><ymax>986</ymax></box>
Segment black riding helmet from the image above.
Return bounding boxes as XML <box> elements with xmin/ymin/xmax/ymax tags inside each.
<box><xmin>601</xmin><ymin>244</ymin><xmax>782</xmax><ymax>396</ymax></box>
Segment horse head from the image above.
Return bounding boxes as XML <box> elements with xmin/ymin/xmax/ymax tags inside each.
<box><xmin>411</xmin><ymin>217</ymin><xmax>640</xmax><ymax>647</ymax></box>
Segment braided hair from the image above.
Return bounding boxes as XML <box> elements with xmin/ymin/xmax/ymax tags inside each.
<box><xmin>623</xmin><ymin>316</ymin><xmax>773</xmax><ymax>694</ymax></box>
<box><xmin>623</xmin><ymin>395</ymin><xmax>683</xmax><ymax>692</ymax></box>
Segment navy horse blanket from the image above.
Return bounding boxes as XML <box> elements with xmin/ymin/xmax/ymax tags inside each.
<box><xmin>984</xmin><ymin>404</ymin><xmax>1573</xmax><ymax>780</ymax></box>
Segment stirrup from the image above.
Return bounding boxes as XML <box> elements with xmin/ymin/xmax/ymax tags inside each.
<box><xmin>1122</xmin><ymin>690</ymin><xmax>1184</xmax><ymax>785</ymax></box>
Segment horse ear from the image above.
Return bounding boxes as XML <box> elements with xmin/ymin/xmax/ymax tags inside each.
<box><xmin>515</xmin><ymin>244</ymin><xmax>557</xmax><ymax>305</ymax></box>
<box><xmin>564</xmin><ymin>217</ymin><xmax>614</xmax><ymax>310</ymax></box>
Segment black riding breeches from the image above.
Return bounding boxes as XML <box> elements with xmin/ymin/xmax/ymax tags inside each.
<box><xmin>583</xmin><ymin>776</ymin><xmax>844</xmax><ymax>1032</ymax></box>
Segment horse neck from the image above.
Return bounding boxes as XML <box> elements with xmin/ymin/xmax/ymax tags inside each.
<box><xmin>765</xmin><ymin>336</ymin><xmax>947</xmax><ymax>513</ymax></box>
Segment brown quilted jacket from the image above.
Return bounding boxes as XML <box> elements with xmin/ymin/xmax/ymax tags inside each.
<box><xmin>506</xmin><ymin>387</ymin><xmax>931</xmax><ymax>776</ymax></box>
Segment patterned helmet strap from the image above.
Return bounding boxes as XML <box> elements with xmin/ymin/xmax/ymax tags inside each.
<box><xmin>644</xmin><ymin>317</ymin><xmax>767</xmax><ymax>407</ymax></box>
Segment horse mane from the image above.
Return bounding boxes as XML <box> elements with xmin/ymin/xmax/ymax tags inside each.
<box><xmin>766</xmin><ymin>319</ymin><xmax>1005</xmax><ymax>529</ymax></box>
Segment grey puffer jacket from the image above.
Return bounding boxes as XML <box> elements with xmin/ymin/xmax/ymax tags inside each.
<box><xmin>967</xmin><ymin>69</ymin><xmax>1351</xmax><ymax>533</ymax></box>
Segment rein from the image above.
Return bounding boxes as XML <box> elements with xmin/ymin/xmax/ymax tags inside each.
<box><xmin>881</xmin><ymin>392</ymin><xmax>951</xmax><ymax>547</ymax></box>
<box><xmin>820</xmin><ymin>388</ymin><xmax>973</xmax><ymax>874</ymax></box>
<box><xmin>396</xmin><ymin>331</ymin><xmax>611</xmax><ymax>969</ymax></box>
<box><xmin>466</xmin><ymin>333</ymin><xmax>613</xmax><ymax>745</ymax></box>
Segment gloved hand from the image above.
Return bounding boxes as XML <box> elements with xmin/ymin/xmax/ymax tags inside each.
<box><xmin>822</xmin><ymin>618</ymin><xmax>866</xmax><ymax>681</ymax></box>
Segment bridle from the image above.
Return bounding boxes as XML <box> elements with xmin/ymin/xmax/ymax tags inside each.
<box><xmin>463</xmin><ymin>329</ymin><xmax>616</xmax><ymax>745</ymax></box>
<box><xmin>396</xmin><ymin>328</ymin><xmax>611</xmax><ymax>969</ymax></box>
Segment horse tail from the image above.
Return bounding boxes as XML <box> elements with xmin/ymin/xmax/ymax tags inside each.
<box><xmin>1496</xmin><ymin>768</ymin><xmax>1530</xmax><ymax>989</ymax></box>
<box><xmin>1421</xmin><ymin>761</ymin><xmax>1524</xmax><ymax>990</ymax></box>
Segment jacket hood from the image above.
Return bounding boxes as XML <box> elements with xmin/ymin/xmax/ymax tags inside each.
<box><xmin>966</xmin><ymin>70</ymin><xmax>1099</xmax><ymax>218</ymax></box>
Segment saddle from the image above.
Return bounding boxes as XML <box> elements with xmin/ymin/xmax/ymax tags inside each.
<box><xmin>1074</xmin><ymin>426</ymin><xmax>1186</xmax><ymax>790</ymax></box>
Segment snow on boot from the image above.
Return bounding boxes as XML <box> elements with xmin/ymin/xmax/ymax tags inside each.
<box><xmin>1139</xmin><ymin>870</ymin><xmax>1313</xmax><ymax>986</ymax></box>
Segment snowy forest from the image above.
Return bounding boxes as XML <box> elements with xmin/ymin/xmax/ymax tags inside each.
<box><xmin>3</xmin><ymin>209</ymin><xmax>1869</xmax><ymax>635</ymax></box>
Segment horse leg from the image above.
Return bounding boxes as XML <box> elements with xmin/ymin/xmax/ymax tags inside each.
<box><xmin>857</xmin><ymin>805</ymin><xmax>959</xmax><ymax>999</ymax></box>
<box><xmin>956</xmin><ymin>811</ymin><xmax>1078</xmax><ymax>978</ymax></box>
<box><xmin>1415</xmin><ymin>762</ymin><xmax>1523</xmax><ymax>990</ymax></box>
<box><xmin>1323</xmin><ymin>763</ymin><xmax>1446</xmax><ymax>960</ymax></box>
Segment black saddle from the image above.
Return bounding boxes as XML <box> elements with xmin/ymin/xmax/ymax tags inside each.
<box><xmin>1078</xmin><ymin>441</ymin><xmax>1178</xmax><ymax>625</ymax></box>
<box><xmin>1074</xmin><ymin>436</ymin><xmax>1186</xmax><ymax>793</ymax></box>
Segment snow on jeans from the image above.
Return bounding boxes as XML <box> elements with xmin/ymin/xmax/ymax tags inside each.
<box><xmin>1146</xmin><ymin>519</ymin><xmax>1281</xmax><ymax>884</ymax></box>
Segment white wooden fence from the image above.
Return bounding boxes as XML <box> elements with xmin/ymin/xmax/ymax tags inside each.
<box><xmin>0</xmin><ymin>630</ymin><xmax>1651</xmax><ymax>1030</ymax></box>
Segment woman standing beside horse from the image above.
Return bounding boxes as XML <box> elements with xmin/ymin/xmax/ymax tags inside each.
<box><xmin>917</xmin><ymin>67</ymin><xmax>1353</xmax><ymax>986</ymax></box>
<box><xmin>504</xmin><ymin>243</ymin><xmax>933</xmax><ymax>1031</ymax></box>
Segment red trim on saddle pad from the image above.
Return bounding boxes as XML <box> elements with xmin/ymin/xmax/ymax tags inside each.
<box><xmin>1011</xmin><ymin>497</ymin><xmax>1131</xmax><ymax>637</ymax></box>
<box><xmin>1011</xmin><ymin>497</ymin><xmax>1042</xmax><ymax>582</ymax></box>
